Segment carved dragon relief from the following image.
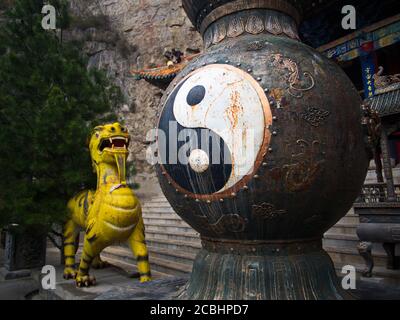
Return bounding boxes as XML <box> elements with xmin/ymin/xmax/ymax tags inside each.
<box><xmin>268</xmin><ymin>139</ymin><xmax>325</xmax><ymax>193</ymax></box>
<box><xmin>191</xmin><ymin>213</ymin><xmax>248</xmax><ymax>235</ymax></box>
<box><xmin>271</xmin><ymin>53</ymin><xmax>315</xmax><ymax>98</ymax></box>
<box><xmin>252</xmin><ymin>203</ymin><xmax>287</xmax><ymax>220</ymax></box>
<box><xmin>283</xmin><ymin>140</ymin><xmax>325</xmax><ymax>192</ymax></box>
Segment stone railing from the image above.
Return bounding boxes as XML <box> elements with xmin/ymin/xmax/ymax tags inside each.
<box><xmin>355</xmin><ymin>183</ymin><xmax>400</xmax><ymax>204</ymax></box>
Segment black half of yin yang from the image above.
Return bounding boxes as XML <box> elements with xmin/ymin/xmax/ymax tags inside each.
<box><xmin>159</xmin><ymin>80</ymin><xmax>232</xmax><ymax>195</ymax></box>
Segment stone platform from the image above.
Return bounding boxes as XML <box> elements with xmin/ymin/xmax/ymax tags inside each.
<box><xmin>1</xmin><ymin>246</ymin><xmax>400</xmax><ymax>300</ymax></box>
<box><xmin>38</xmin><ymin>261</ymin><xmax>186</xmax><ymax>300</ymax></box>
<box><xmin>37</xmin><ymin>256</ymin><xmax>400</xmax><ymax>300</ymax></box>
<box><xmin>0</xmin><ymin>267</ymin><xmax>31</xmax><ymax>281</ymax></box>
<box><xmin>35</xmin><ymin>247</ymin><xmax>184</xmax><ymax>300</ymax></box>
<box><xmin>71</xmin><ymin>276</ymin><xmax>400</xmax><ymax>300</ymax></box>
<box><xmin>95</xmin><ymin>278</ymin><xmax>187</xmax><ymax>300</ymax></box>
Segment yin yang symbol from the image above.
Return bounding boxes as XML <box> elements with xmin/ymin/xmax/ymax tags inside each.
<box><xmin>158</xmin><ymin>64</ymin><xmax>272</xmax><ymax>198</ymax></box>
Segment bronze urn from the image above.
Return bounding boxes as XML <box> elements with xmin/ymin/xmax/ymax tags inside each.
<box><xmin>155</xmin><ymin>0</ymin><xmax>371</xmax><ymax>299</ymax></box>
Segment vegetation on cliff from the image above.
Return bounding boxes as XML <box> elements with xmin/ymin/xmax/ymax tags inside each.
<box><xmin>0</xmin><ymin>0</ymin><xmax>122</xmax><ymax>230</ymax></box>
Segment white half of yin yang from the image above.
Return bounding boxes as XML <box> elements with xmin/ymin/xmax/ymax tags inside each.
<box><xmin>173</xmin><ymin>64</ymin><xmax>269</xmax><ymax>193</ymax></box>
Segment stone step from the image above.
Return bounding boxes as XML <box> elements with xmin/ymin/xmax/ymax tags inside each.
<box><xmin>101</xmin><ymin>246</ymin><xmax>191</xmax><ymax>277</ymax></box>
<box><xmin>145</xmin><ymin>229</ymin><xmax>200</xmax><ymax>242</ymax></box>
<box><xmin>145</xmin><ymin>237</ymin><xmax>202</xmax><ymax>253</ymax></box>
<box><xmin>143</xmin><ymin>216</ymin><xmax>189</xmax><ymax>226</ymax></box>
<box><xmin>145</xmin><ymin>222</ymin><xmax>197</xmax><ymax>234</ymax></box>
<box><xmin>148</xmin><ymin>256</ymin><xmax>192</xmax><ymax>276</ymax></box>
<box><xmin>326</xmin><ymin>223</ymin><xmax>358</xmax><ymax>235</ymax></box>
<box><xmin>338</xmin><ymin>214</ymin><xmax>360</xmax><ymax>225</ymax></box>
<box><xmin>147</xmin><ymin>246</ymin><xmax>196</xmax><ymax>266</ymax></box>
<box><xmin>323</xmin><ymin>241</ymin><xmax>356</xmax><ymax>252</ymax></box>
<box><xmin>143</xmin><ymin>215</ymin><xmax>182</xmax><ymax>222</ymax></box>
<box><xmin>142</xmin><ymin>208</ymin><xmax>178</xmax><ymax>216</ymax></box>
<box><xmin>142</xmin><ymin>213</ymin><xmax>189</xmax><ymax>226</ymax></box>
<box><xmin>147</xmin><ymin>197</ymin><xmax>168</xmax><ymax>202</ymax></box>
<box><xmin>142</xmin><ymin>211</ymin><xmax>181</xmax><ymax>218</ymax></box>
<box><xmin>325</xmin><ymin>246</ymin><xmax>388</xmax><ymax>268</ymax></box>
<box><xmin>148</xmin><ymin>201</ymin><xmax>170</xmax><ymax>205</ymax></box>
<box><xmin>142</xmin><ymin>202</ymin><xmax>173</xmax><ymax>211</ymax></box>
<box><xmin>99</xmin><ymin>254</ymin><xmax>170</xmax><ymax>278</ymax></box>
<box><xmin>142</xmin><ymin>212</ymin><xmax>181</xmax><ymax>219</ymax></box>
<box><xmin>323</xmin><ymin>232</ymin><xmax>360</xmax><ymax>248</ymax></box>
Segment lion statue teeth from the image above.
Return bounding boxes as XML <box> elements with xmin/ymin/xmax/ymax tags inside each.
<box><xmin>63</xmin><ymin>122</ymin><xmax>151</xmax><ymax>287</ymax></box>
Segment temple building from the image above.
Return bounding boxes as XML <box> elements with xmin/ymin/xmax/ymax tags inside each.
<box><xmin>308</xmin><ymin>0</ymin><xmax>400</xmax><ymax>279</ymax></box>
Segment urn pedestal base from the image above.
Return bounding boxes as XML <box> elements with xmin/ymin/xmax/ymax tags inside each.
<box><xmin>178</xmin><ymin>238</ymin><xmax>352</xmax><ymax>300</ymax></box>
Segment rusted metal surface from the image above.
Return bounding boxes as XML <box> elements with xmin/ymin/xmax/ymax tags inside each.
<box><xmin>178</xmin><ymin>238</ymin><xmax>352</xmax><ymax>300</ymax></box>
<box><xmin>156</xmin><ymin>1</ymin><xmax>370</xmax><ymax>300</ymax></box>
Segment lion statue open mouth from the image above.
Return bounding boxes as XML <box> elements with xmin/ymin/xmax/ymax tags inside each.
<box><xmin>63</xmin><ymin>122</ymin><xmax>151</xmax><ymax>287</ymax></box>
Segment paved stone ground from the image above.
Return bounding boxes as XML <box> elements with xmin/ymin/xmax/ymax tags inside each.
<box><xmin>36</xmin><ymin>247</ymin><xmax>173</xmax><ymax>300</ymax></box>
<box><xmin>353</xmin><ymin>279</ymin><xmax>400</xmax><ymax>300</ymax></box>
<box><xmin>0</xmin><ymin>248</ymin><xmax>38</xmax><ymax>300</ymax></box>
<box><xmin>0</xmin><ymin>275</ymin><xmax>38</xmax><ymax>300</ymax></box>
<box><xmin>94</xmin><ymin>278</ymin><xmax>400</xmax><ymax>300</ymax></box>
<box><xmin>0</xmin><ymin>246</ymin><xmax>174</xmax><ymax>300</ymax></box>
<box><xmin>1</xmin><ymin>246</ymin><xmax>399</xmax><ymax>300</ymax></box>
<box><xmin>39</xmin><ymin>263</ymin><xmax>174</xmax><ymax>300</ymax></box>
<box><xmin>95</xmin><ymin>278</ymin><xmax>187</xmax><ymax>300</ymax></box>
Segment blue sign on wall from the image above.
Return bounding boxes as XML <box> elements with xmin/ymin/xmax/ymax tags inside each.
<box><xmin>360</xmin><ymin>53</ymin><xmax>376</xmax><ymax>98</ymax></box>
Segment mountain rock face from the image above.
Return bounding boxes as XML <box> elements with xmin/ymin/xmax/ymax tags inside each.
<box><xmin>69</xmin><ymin>0</ymin><xmax>202</xmax><ymax>197</ymax></box>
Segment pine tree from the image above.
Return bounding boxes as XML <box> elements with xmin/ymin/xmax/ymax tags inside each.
<box><xmin>0</xmin><ymin>0</ymin><xmax>122</xmax><ymax>231</ymax></box>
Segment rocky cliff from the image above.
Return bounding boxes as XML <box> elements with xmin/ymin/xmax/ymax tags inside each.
<box><xmin>68</xmin><ymin>0</ymin><xmax>202</xmax><ymax>197</ymax></box>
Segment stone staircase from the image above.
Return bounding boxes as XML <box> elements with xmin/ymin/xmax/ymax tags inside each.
<box><xmin>103</xmin><ymin>195</ymin><xmax>399</xmax><ymax>280</ymax></box>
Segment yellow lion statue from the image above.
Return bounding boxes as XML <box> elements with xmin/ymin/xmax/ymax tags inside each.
<box><xmin>63</xmin><ymin>123</ymin><xmax>151</xmax><ymax>287</ymax></box>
